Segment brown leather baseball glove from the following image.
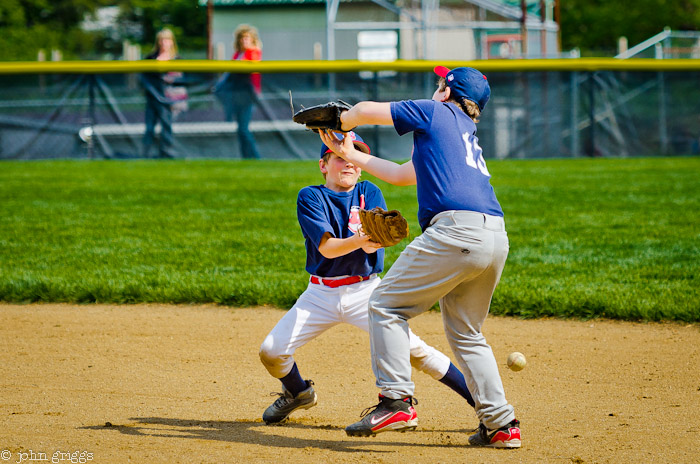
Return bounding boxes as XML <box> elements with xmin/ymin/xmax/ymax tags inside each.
<box><xmin>292</xmin><ymin>100</ymin><xmax>352</xmax><ymax>132</ymax></box>
<box><xmin>359</xmin><ymin>207</ymin><xmax>409</xmax><ymax>247</ymax></box>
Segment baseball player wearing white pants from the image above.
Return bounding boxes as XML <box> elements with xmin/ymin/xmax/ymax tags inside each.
<box><xmin>261</xmin><ymin>276</ymin><xmax>450</xmax><ymax>381</ymax></box>
<box><xmin>320</xmin><ymin>66</ymin><xmax>520</xmax><ymax>447</ymax></box>
<box><xmin>259</xmin><ymin>132</ymin><xmax>474</xmax><ymax>425</ymax></box>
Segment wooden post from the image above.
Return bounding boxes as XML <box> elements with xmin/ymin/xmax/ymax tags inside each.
<box><xmin>520</xmin><ymin>0</ymin><xmax>528</xmax><ymax>57</ymax></box>
<box><xmin>554</xmin><ymin>0</ymin><xmax>561</xmax><ymax>53</ymax></box>
<box><xmin>207</xmin><ymin>0</ymin><xmax>214</xmax><ymax>59</ymax></box>
<box><xmin>540</xmin><ymin>0</ymin><xmax>546</xmax><ymax>57</ymax></box>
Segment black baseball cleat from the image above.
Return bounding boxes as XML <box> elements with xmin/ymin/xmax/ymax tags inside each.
<box><xmin>262</xmin><ymin>380</ymin><xmax>317</xmax><ymax>424</ymax></box>
<box><xmin>468</xmin><ymin>419</ymin><xmax>521</xmax><ymax>448</ymax></box>
<box><xmin>345</xmin><ymin>395</ymin><xmax>418</xmax><ymax>437</ymax></box>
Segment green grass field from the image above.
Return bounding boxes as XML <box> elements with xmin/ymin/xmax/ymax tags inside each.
<box><xmin>1</xmin><ymin>157</ymin><xmax>698</xmax><ymax>322</ymax></box>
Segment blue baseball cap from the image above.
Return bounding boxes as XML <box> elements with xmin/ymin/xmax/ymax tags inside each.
<box><xmin>434</xmin><ymin>66</ymin><xmax>491</xmax><ymax>111</ymax></box>
<box><xmin>319</xmin><ymin>131</ymin><xmax>371</xmax><ymax>158</ymax></box>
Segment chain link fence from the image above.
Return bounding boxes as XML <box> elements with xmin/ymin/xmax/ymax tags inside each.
<box><xmin>1</xmin><ymin>64</ymin><xmax>699</xmax><ymax>160</ymax></box>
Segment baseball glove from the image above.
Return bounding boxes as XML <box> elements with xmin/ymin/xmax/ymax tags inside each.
<box><xmin>292</xmin><ymin>100</ymin><xmax>352</xmax><ymax>132</ymax></box>
<box><xmin>359</xmin><ymin>207</ymin><xmax>409</xmax><ymax>248</ymax></box>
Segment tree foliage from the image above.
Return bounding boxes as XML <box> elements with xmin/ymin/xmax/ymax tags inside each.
<box><xmin>0</xmin><ymin>0</ymin><xmax>206</xmax><ymax>60</ymax></box>
<box><xmin>1</xmin><ymin>0</ymin><xmax>699</xmax><ymax>60</ymax></box>
<box><xmin>560</xmin><ymin>0</ymin><xmax>700</xmax><ymax>54</ymax></box>
<box><xmin>116</xmin><ymin>0</ymin><xmax>207</xmax><ymax>57</ymax></box>
<box><xmin>0</xmin><ymin>0</ymin><xmax>107</xmax><ymax>60</ymax></box>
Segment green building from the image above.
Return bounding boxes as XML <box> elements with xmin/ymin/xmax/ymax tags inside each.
<box><xmin>202</xmin><ymin>0</ymin><xmax>561</xmax><ymax>61</ymax></box>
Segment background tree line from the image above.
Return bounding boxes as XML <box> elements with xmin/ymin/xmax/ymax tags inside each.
<box><xmin>0</xmin><ymin>0</ymin><xmax>207</xmax><ymax>61</ymax></box>
<box><xmin>0</xmin><ymin>0</ymin><xmax>698</xmax><ymax>60</ymax></box>
<box><xmin>560</xmin><ymin>0</ymin><xmax>700</xmax><ymax>54</ymax></box>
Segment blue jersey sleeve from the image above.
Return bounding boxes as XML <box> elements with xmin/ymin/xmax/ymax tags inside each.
<box><xmin>297</xmin><ymin>187</ymin><xmax>333</xmax><ymax>249</ymax></box>
<box><xmin>391</xmin><ymin>100</ymin><xmax>436</xmax><ymax>136</ymax></box>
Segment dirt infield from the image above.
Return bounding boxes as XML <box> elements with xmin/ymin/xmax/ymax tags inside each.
<box><xmin>1</xmin><ymin>304</ymin><xmax>698</xmax><ymax>464</ymax></box>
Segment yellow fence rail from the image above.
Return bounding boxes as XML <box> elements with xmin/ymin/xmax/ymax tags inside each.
<box><xmin>1</xmin><ymin>58</ymin><xmax>700</xmax><ymax>75</ymax></box>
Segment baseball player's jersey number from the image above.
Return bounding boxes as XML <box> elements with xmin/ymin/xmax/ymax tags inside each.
<box><xmin>462</xmin><ymin>133</ymin><xmax>490</xmax><ymax>177</ymax></box>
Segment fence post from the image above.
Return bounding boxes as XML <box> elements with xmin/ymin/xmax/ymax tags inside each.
<box><xmin>587</xmin><ymin>72</ymin><xmax>595</xmax><ymax>157</ymax></box>
<box><xmin>38</xmin><ymin>49</ymin><xmax>46</xmax><ymax>93</ymax></box>
<box><xmin>656</xmin><ymin>43</ymin><xmax>668</xmax><ymax>154</ymax></box>
<box><xmin>570</xmin><ymin>71</ymin><xmax>579</xmax><ymax>156</ymax></box>
<box><xmin>371</xmin><ymin>72</ymin><xmax>380</xmax><ymax>158</ymax></box>
<box><xmin>87</xmin><ymin>75</ymin><xmax>96</xmax><ymax>159</ymax></box>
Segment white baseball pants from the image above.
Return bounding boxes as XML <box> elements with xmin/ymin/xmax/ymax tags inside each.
<box><xmin>260</xmin><ymin>275</ymin><xmax>451</xmax><ymax>381</ymax></box>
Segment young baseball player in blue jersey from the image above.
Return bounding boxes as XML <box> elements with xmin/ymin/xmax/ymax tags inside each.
<box><xmin>259</xmin><ymin>131</ymin><xmax>475</xmax><ymax>425</ymax></box>
<box><xmin>319</xmin><ymin>66</ymin><xmax>520</xmax><ymax>447</ymax></box>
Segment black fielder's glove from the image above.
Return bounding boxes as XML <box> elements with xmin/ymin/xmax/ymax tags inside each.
<box><xmin>292</xmin><ymin>100</ymin><xmax>352</xmax><ymax>132</ymax></box>
<box><xmin>359</xmin><ymin>207</ymin><xmax>410</xmax><ymax>248</ymax></box>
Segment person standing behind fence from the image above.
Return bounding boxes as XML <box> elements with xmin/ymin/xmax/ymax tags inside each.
<box><xmin>213</xmin><ymin>24</ymin><xmax>262</xmax><ymax>159</ymax></box>
<box><xmin>141</xmin><ymin>28</ymin><xmax>183</xmax><ymax>159</ymax></box>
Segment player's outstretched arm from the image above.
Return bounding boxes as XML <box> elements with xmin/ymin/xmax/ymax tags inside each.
<box><xmin>318</xmin><ymin>232</ymin><xmax>381</xmax><ymax>259</ymax></box>
<box><xmin>319</xmin><ymin>130</ymin><xmax>416</xmax><ymax>186</ymax></box>
<box><xmin>340</xmin><ymin>101</ymin><xmax>393</xmax><ymax>130</ymax></box>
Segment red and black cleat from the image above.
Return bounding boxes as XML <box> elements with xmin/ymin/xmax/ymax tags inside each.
<box><xmin>345</xmin><ymin>395</ymin><xmax>418</xmax><ymax>437</ymax></box>
<box><xmin>469</xmin><ymin>419</ymin><xmax>521</xmax><ymax>448</ymax></box>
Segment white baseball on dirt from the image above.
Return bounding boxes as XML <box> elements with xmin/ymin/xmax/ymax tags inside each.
<box><xmin>507</xmin><ymin>351</ymin><xmax>526</xmax><ymax>371</ymax></box>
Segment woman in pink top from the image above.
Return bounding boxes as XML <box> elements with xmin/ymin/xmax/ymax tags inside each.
<box><xmin>214</xmin><ymin>24</ymin><xmax>263</xmax><ymax>159</ymax></box>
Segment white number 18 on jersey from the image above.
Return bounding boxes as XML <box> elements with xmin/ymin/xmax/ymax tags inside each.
<box><xmin>462</xmin><ymin>133</ymin><xmax>491</xmax><ymax>177</ymax></box>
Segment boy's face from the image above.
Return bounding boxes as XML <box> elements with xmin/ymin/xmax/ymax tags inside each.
<box><xmin>320</xmin><ymin>153</ymin><xmax>361</xmax><ymax>192</ymax></box>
